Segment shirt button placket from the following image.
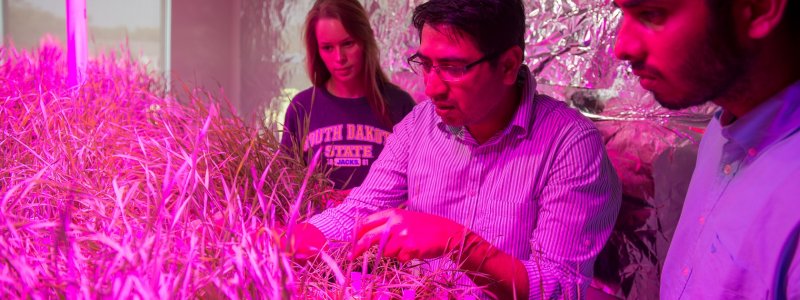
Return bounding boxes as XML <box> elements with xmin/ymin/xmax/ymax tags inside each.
<box><xmin>470</xmin><ymin>160</ymin><xmax>479</xmax><ymax>198</ymax></box>
<box><xmin>468</xmin><ymin>149</ymin><xmax>482</xmax><ymax>227</ymax></box>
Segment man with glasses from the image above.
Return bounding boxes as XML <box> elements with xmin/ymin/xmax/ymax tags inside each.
<box><xmin>289</xmin><ymin>0</ymin><xmax>621</xmax><ymax>298</ymax></box>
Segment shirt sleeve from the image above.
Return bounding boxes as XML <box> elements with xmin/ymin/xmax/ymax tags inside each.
<box><xmin>523</xmin><ymin>123</ymin><xmax>622</xmax><ymax>300</ymax></box>
<box><xmin>781</xmin><ymin>221</ymin><xmax>800</xmax><ymax>300</ymax></box>
<box><xmin>307</xmin><ymin>106</ymin><xmax>415</xmax><ymax>244</ymax></box>
<box><xmin>788</xmin><ymin>240</ymin><xmax>800</xmax><ymax>300</ymax></box>
<box><xmin>772</xmin><ymin>171</ymin><xmax>800</xmax><ymax>300</ymax></box>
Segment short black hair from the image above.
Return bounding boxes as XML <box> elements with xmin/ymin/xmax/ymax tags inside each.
<box><xmin>412</xmin><ymin>0</ymin><xmax>526</xmax><ymax>57</ymax></box>
<box><xmin>707</xmin><ymin>0</ymin><xmax>799</xmax><ymax>34</ymax></box>
<box><xmin>786</xmin><ymin>0</ymin><xmax>799</xmax><ymax>34</ymax></box>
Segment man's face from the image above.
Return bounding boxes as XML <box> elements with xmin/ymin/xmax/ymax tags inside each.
<box><xmin>417</xmin><ymin>24</ymin><xmax>509</xmax><ymax>129</ymax></box>
<box><xmin>613</xmin><ymin>0</ymin><xmax>746</xmax><ymax>109</ymax></box>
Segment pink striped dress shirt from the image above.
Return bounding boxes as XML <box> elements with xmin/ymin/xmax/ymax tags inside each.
<box><xmin>309</xmin><ymin>66</ymin><xmax>622</xmax><ymax>299</ymax></box>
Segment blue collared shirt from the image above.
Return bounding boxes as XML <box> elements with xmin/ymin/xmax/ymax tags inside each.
<box><xmin>661</xmin><ymin>80</ymin><xmax>800</xmax><ymax>299</ymax></box>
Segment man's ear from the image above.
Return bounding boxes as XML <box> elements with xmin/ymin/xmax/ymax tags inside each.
<box><xmin>500</xmin><ymin>46</ymin><xmax>524</xmax><ymax>85</ymax></box>
<box><xmin>738</xmin><ymin>0</ymin><xmax>788</xmax><ymax>38</ymax></box>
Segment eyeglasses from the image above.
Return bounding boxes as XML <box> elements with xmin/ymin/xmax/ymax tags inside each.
<box><xmin>407</xmin><ymin>51</ymin><xmax>501</xmax><ymax>82</ymax></box>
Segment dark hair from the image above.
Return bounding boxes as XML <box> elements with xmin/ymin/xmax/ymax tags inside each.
<box><xmin>785</xmin><ymin>0</ymin><xmax>799</xmax><ymax>34</ymax></box>
<box><xmin>412</xmin><ymin>0</ymin><xmax>526</xmax><ymax>59</ymax></box>
<box><xmin>304</xmin><ymin>0</ymin><xmax>394</xmax><ymax>127</ymax></box>
<box><xmin>707</xmin><ymin>0</ymin><xmax>799</xmax><ymax>34</ymax></box>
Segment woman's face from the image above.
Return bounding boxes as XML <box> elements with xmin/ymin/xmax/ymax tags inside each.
<box><xmin>315</xmin><ymin>17</ymin><xmax>365</xmax><ymax>87</ymax></box>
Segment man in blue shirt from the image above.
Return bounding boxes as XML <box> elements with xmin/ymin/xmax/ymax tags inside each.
<box><xmin>613</xmin><ymin>0</ymin><xmax>799</xmax><ymax>298</ymax></box>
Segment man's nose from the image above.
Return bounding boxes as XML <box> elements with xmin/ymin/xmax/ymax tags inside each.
<box><xmin>613</xmin><ymin>17</ymin><xmax>645</xmax><ymax>62</ymax></box>
<box><xmin>424</xmin><ymin>68</ymin><xmax>448</xmax><ymax>100</ymax></box>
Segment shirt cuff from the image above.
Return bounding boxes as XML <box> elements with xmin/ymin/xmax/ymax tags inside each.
<box><xmin>522</xmin><ymin>259</ymin><xmax>590</xmax><ymax>300</ymax></box>
<box><xmin>308</xmin><ymin>209</ymin><xmax>356</xmax><ymax>249</ymax></box>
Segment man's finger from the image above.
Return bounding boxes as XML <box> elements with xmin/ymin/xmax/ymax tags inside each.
<box><xmin>351</xmin><ymin>223</ymin><xmax>389</xmax><ymax>258</ymax></box>
<box><xmin>379</xmin><ymin>229</ymin><xmax>407</xmax><ymax>259</ymax></box>
<box><xmin>354</xmin><ymin>209</ymin><xmax>396</xmax><ymax>239</ymax></box>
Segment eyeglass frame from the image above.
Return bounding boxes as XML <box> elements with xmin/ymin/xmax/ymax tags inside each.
<box><xmin>406</xmin><ymin>50</ymin><xmax>503</xmax><ymax>82</ymax></box>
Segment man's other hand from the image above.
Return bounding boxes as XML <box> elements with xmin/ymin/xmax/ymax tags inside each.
<box><xmin>281</xmin><ymin>223</ymin><xmax>327</xmax><ymax>262</ymax></box>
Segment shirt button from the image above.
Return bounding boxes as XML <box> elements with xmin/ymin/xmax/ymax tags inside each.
<box><xmin>698</xmin><ymin>216</ymin><xmax>706</xmax><ymax>224</ymax></box>
<box><xmin>469</xmin><ymin>190</ymin><xmax>477</xmax><ymax>196</ymax></box>
<box><xmin>747</xmin><ymin>148</ymin><xmax>757</xmax><ymax>157</ymax></box>
<box><xmin>723</xmin><ymin>164</ymin><xmax>733</xmax><ymax>175</ymax></box>
<box><xmin>682</xmin><ymin>267</ymin><xmax>690</xmax><ymax>276</ymax></box>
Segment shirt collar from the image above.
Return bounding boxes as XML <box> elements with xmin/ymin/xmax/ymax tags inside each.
<box><xmin>437</xmin><ymin>65</ymin><xmax>538</xmax><ymax>139</ymax></box>
<box><xmin>718</xmin><ymin>79</ymin><xmax>800</xmax><ymax>153</ymax></box>
<box><xmin>507</xmin><ymin>65</ymin><xmax>537</xmax><ymax>137</ymax></box>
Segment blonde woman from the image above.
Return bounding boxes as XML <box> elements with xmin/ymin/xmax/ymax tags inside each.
<box><xmin>281</xmin><ymin>0</ymin><xmax>415</xmax><ymax>192</ymax></box>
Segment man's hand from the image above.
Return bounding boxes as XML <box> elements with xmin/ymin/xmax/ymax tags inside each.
<box><xmin>351</xmin><ymin>208</ymin><xmax>467</xmax><ymax>262</ymax></box>
<box><xmin>323</xmin><ymin>189</ymin><xmax>351</xmax><ymax>207</ymax></box>
<box><xmin>281</xmin><ymin>223</ymin><xmax>327</xmax><ymax>262</ymax></box>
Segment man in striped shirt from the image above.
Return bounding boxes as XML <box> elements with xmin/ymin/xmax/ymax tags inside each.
<box><xmin>290</xmin><ymin>0</ymin><xmax>622</xmax><ymax>298</ymax></box>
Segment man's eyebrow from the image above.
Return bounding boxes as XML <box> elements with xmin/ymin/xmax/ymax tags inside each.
<box><xmin>438</xmin><ymin>58</ymin><xmax>471</xmax><ymax>64</ymax></box>
<box><xmin>413</xmin><ymin>52</ymin><xmax>429</xmax><ymax>60</ymax></box>
<box><xmin>413</xmin><ymin>52</ymin><xmax>470</xmax><ymax>64</ymax></box>
<box><xmin>414</xmin><ymin>52</ymin><xmax>468</xmax><ymax>64</ymax></box>
<box><xmin>613</xmin><ymin>0</ymin><xmax>651</xmax><ymax>9</ymax></box>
